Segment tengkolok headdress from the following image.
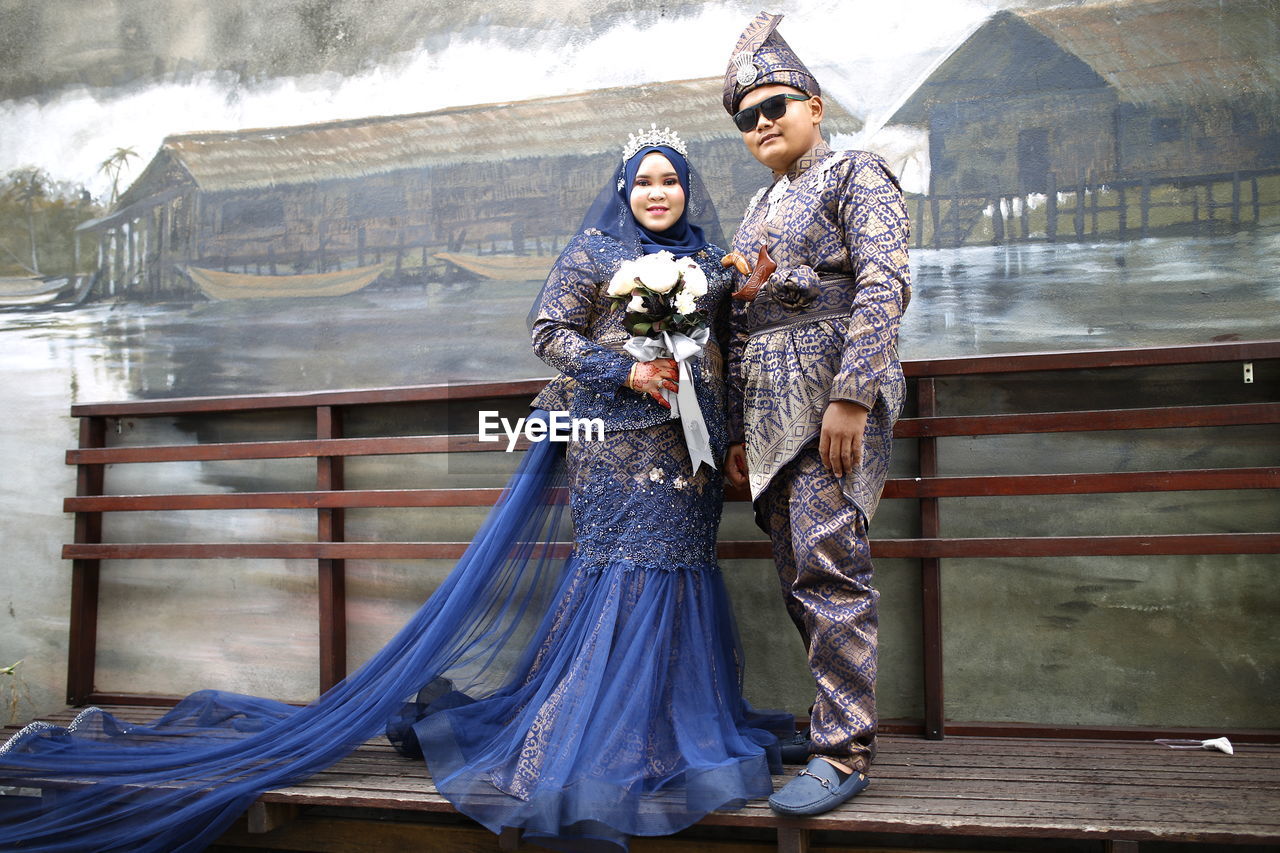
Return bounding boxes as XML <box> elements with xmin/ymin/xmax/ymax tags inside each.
<box><xmin>722</xmin><ymin>11</ymin><xmax>820</xmax><ymax>115</ymax></box>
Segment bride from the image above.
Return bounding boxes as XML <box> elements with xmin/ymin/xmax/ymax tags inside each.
<box><xmin>0</xmin><ymin>129</ymin><xmax>788</xmax><ymax>853</ymax></box>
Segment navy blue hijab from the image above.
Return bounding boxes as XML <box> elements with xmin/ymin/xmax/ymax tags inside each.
<box><xmin>526</xmin><ymin>136</ymin><xmax>725</xmax><ymax>334</ymax></box>
<box><xmin>581</xmin><ymin>144</ymin><xmax>722</xmax><ymax>258</ymax></box>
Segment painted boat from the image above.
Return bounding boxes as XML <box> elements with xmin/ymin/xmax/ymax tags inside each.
<box><xmin>0</xmin><ymin>276</ymin><xmax>71</xmax><ymax>307</ymax></box>
<box><xmin>433</xmin><ymin>252</ymin><xmax>554</xmax><ymax>282</ymax></box>
<box><xmin>183</xmin><ymin>264</ymin><xmax>387</xmax><ymax>300</ymax></box>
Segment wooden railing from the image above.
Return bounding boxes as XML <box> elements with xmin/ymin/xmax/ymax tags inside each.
<box><xmin>63</xmin><ymin>340</ymin><xmax>1280</xmax><ymax>741</ymax></box>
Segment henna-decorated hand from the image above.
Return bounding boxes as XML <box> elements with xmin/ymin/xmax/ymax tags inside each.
<box><xmin>628</xmin><ymin>358</ymin><xmax>678</xmax><ymax>409</ymax></box>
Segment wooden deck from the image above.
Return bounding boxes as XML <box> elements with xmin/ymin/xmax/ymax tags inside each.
<box><xmin>6</xmin><ymin>707</ymin><xmax>1278</xmax><ymax>852</ymax></box>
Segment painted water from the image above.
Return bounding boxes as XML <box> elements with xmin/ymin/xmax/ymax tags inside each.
<box><xmin>2</xmin><ymin>229</ymin><xmax>1277</xmax><ymax>718</ymax></box>
<box><xmin>10</xmin><ymin>229</ymin><xmax>1280</xmax><ymax>405</ymax></box>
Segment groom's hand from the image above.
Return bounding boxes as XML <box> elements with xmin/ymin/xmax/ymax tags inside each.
<box><xmin>725</xmin><ymin>443</ymin><xmax>749</xmax><ymax>488</ymax></box>
<box><xmin>820</xmin><ymin>400</ymin><xmax>869</xmax><ymax>479</ymax></box>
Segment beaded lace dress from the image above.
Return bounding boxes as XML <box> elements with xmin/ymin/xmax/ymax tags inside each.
<box><xmin>390</xmin><ymin>233</ymin><xmax>789</xmax><ymax>850</ymax></box>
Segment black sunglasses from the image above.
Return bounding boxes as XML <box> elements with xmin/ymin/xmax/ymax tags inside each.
<box><xmin>732</xmin><ymin>93</ymin><xmax>811</xmax><ymax>132</ymax></box>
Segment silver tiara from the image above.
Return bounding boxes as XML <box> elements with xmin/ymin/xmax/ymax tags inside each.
<box><xmin>622</xmin><ymin>124</ymin><xmax>688</xmax><ymax>162</ymax></box>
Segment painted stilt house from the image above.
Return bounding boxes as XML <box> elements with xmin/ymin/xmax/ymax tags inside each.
<box><xmin>78</xmin><ymin>77</ymin><xmax>861</xmax><ymax>300</ymax></box>
<box><xmin>889</xmin><ymin>0</ymin><xmax>1280</xmax><ymax>247</ymax></box>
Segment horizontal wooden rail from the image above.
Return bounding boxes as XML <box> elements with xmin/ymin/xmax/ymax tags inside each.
<box><xmin>880</xmin><ymin>467</ymin><xmax>1280</xmax><ymax>498</ymax></box>
<box><xmin>894</xmin><ymin>402</ymin><xmax>1278</xmax><ymax>438</ymax></box>
<box><xmin>65</xmin><ymin>488</ymin><xmax>511</xmax><ymax>512</ymax></box>
<box><xmin>63</xmin><ymin>467</ymin><xmax>1278</xmax><ymax>513</ymax></box>
<box><xmin>66</xmin><ymin>341</ymin><xmax>1278</xmax><ymax>418</ymax></box>
<box><xmin>64</xmin><ymin>403</ymin><xmax>1279</xmax><ymax>467</ymax></box>
<box><xmin>868</xmin><ymin>533</ymin><xmax>1280</xmax><ymax>559</ymax></box>
<box><xmin>63</xmin><ymin>542</ymin><xmax>559</xmax><ymax>560</ymax></box>
<box><xmin>64</xmin><ymin>533</ymin><xmax>1279</xmax><ymax>562</ymax></box>
<box><xmin>66</xmin><ymin>434</ymin><xmax>529</xmax><ymax>465</ymax></box>
<box><xmin>69</xmin><ymin>379</ymin><xmax>551</xmax><ymax>417</ymax></box>
<box><xmin>902</xmin><ymin>340</ymin><xmax>1276</xmax><ymax>378</ymax></box>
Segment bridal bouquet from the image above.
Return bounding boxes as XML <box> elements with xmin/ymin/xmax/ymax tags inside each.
<box><xmin>606</xmin><ymin>250</ymin><xmax>708</xmax><ymax>337</ymax></box>
<box><xmin>606</xmin><ymin>251</ymin><xmax>716</xmax><ymax>471</ymax></box>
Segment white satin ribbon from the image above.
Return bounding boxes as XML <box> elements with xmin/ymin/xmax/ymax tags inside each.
<box><xmin>624</xmin><ymin>327</ymin><xmax>716</xmax><ymax>472</ymax></box>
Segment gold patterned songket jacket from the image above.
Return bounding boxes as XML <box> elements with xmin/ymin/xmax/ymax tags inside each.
<box><xmin>728</xmin><ymin>144</ymin><xmax>911</xmax><ymax>522</ymax></box>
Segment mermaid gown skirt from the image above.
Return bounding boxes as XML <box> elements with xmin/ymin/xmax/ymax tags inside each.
<box><xmin>397</xmin><ymin>420</ymin><xmax>788</xmax><ymax>849</ymax></box>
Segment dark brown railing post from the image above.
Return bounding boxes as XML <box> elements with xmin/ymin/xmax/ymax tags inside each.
<box><xmin>67</xmin><ymin>416</ymin><xmax>106</xmax><ymax>705</ymax></box>
<box><xmin>918</xmin><ymin>378</ymin><xmax>945</xmax><ymax>739</ymax></box>
<box><xmin>316</xmin><ymin>405</ymin><xmax>347</xmax><ymax>692</ymax></box>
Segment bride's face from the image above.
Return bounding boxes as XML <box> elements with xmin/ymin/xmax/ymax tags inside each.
<box><xmin>629</xmin><ymin>152</ymin><xmax>686</xmax><ymax>233</ymax></box>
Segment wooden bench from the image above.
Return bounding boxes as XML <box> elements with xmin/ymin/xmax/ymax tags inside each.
<box><xmin>5</xmin><ymin>706</ymin><xmax>1278</xmax><ymax>852</ymax></box>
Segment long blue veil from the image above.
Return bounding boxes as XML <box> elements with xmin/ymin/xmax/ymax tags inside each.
<box><xmin>0</xmin><ymin>421</ymin><xmax>571</xmax><ymax>852</ymax></box>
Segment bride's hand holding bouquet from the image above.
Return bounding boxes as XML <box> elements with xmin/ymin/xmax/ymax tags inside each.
<box><xmin>608</xmin><ymin>251</ymin><xmax>715</xmax><ymax>470</ymax></box>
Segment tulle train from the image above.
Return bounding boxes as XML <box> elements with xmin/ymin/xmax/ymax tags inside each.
<box><xmin>0</xmin><ymin>421</ymin><xmax>787</xmax><ymax>853</ymax></box>
<box><xmin>0</xmin><ymin>431</ymin><xmax>572</xmax><ymax>852</ymax></box>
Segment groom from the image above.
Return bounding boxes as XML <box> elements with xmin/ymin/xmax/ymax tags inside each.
<box><xmin>720</xmin><ymin>12</ymin><xmax>912</xmax><ymax>816</ymax></box>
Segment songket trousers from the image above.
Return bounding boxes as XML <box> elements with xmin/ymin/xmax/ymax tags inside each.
<box><xmin>758</xmin><ymin>445</ymin><xmax>878</xmax><ymax>772</ymax></box>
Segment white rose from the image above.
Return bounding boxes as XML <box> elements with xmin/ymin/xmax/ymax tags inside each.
<box><xmin>607</xmin><ymin>261</ymin><xmax>640</xmax><ymax>296</ymax></box>
<box><xmin>627</xmin><ymin>292</ymin><xmax>646</xmax><ymax>312</ymax></box>
<box><xmin>674</xmin><ymin>290</ymin><xmax>698</xmax><ymax>315</ymax></box>
<box><xmin>633</xmin><ymin>252</ymin><xmax>680</xmax><ymax>294</ymax></box>
<box><xmin>680</xmin><ymin>261</ymin><xmax>708</xmax><ymax>297</ymax></box>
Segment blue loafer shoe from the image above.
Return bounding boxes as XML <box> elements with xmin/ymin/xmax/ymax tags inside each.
<box><xmin>768</xmin><ymin>757</ymin><xmax>869</xmax><ymax>816</ymax></box>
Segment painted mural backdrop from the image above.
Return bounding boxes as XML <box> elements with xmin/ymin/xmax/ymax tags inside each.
<box><xmin>1</xmin><ymin>0</ymin><xmax>1276</xmax><ymax>723</ymax></box>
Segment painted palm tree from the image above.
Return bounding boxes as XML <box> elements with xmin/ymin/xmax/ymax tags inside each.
<box><xmin>5</xmin><ymin>168</ymin><xmax>48</xmax><ymax>273</ymax></box>
<box><xmin>98</xmin><ymin>146</ymin><xmax>138</xmax><ymax>208</ymax></box>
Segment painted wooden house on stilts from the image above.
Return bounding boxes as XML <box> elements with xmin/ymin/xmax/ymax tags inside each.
<box><xmin>889</xmin><ymin>0</ymin><xmax>1280</xmax><ymax>248</ymax></box>
<box><xmin>77</xmin><ymin>77</ymin><xmax>861</xmax><ymax>301</ymax></box>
